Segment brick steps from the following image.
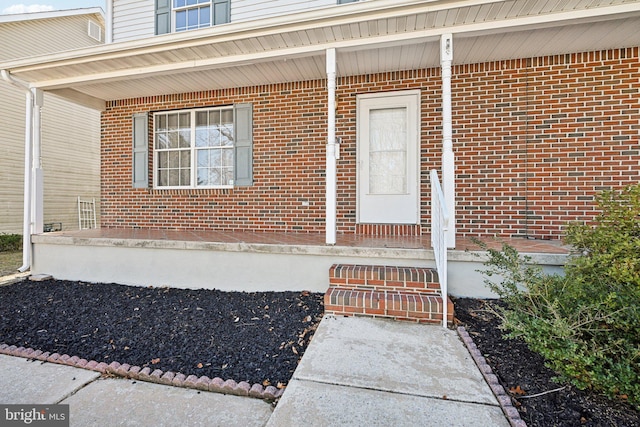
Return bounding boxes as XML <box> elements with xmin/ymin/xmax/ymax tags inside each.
<box><xmin>325</xmin><ymin>264</ymin><xmax>454</xmax><ymax>325</ymax></box>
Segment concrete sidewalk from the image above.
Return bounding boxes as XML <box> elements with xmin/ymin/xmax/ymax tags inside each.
<box><xmin>0</xmin><ymin>354</ymin><xmax>273</xmax><ymax>426</ymax></box>
<box><xmin>267</xmin><ymin>315</ymin><xmax>509</xmax><ymax>426</ymax></box>
<box><xmin>0</xmin><ymin>315</ymin><xmax>509</xmax><ymax>426</ymax></box>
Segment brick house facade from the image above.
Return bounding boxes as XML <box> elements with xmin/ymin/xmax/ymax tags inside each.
<box><xmin>3</xmin><ymin>1</ymin><xmax>640</xmax><ymax>294</ymax></box>
<box><xmin>100</xmin><ymin>47</ymin><xmax>639</xmax><ymax>240</ymax></box>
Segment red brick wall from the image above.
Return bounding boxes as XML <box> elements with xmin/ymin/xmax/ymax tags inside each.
<box><xmin>451</xmin><ymin>48</ymin><xmax>639</xmax><ymax>239</ymax></box>
<box><xmin>101</xmin><ymin>47</ymin><xmax>639</xmax><ymax>239</ymax></box>
<box><xmin>101</xmin><ymin>82</ymin><xmax>328</xmax><ymax>231</ymax></box>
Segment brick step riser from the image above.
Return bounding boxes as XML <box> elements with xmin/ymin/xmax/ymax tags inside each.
<box><xmin>324</xmin><ymin>287</ymin><xmax>454</xmax><ymax>325</ymax></box>
<box><xmin>326</xmin><ymin>264</ymin><xmax>453</xmax><ymax>325</ymax></box>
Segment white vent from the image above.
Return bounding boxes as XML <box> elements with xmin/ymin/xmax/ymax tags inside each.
<box><xmin>88</xmin><ymin>20</ymin><xmax>102</xmax><ymax>42</ymax></box>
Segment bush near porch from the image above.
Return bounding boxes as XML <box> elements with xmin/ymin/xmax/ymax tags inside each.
<box><xmin>0</xmin><ymin>234</ymin><xmax>21</xmax><ymax>252</ymax></box>
<box><xmin>479</xmin><ymin>184</ymin><xmax>640</xmax><ymax>409</ymax></box>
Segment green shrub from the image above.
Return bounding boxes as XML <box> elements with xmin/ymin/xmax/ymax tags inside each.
<box><xmin>0</xmin><ymin>234</ymin><xmax>22</xmax><ymax>252</ymax></box>
<box><xmin>479</xmin><ymin>184</ymin><xmax>640</xmax><ymax>409</ymax></box>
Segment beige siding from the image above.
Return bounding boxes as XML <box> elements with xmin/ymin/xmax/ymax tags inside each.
<box><xmin>40</xmin><ymin>94</ymin><xmax>101</xmax><ymax>232</ymax></box>
<box><xmin>232</xmin><ymin>0</ymin><xmax>334</xmax><ymax>22</ymax></box>
<box><xmin>0</xmin><ymin>15</ymin><xmax>102</xmax><ymax>61</ymax></box>
<box><xmin>113</xmin><ymin>0</ymin><xmax>154</xmax><ymax>42</ymax></box>
<box><xmin>0</xmin><ymin>12</ymin><xmax>103</xmax><ymax>234</ymax></box>
<box><xmin>111</xmin><ymin>0</ymin><xmax>339</xmax><ymax>41</ymax></box>
<box><xmin>0</xmin><ymin>85</ymin><xmax>26</xmax><ymax>234</ymax></box>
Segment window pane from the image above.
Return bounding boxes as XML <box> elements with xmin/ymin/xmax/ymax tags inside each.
<box><xmin>195</xmin><ymin>127</ymin><xmax>208</xmax><ymax>147</ymax></box>
<box><xmin>167</xmin><ymin>151</ymin><xmax>179</xmax><ymax>168</ymax></box>
<box><xmin>175</xmin><ymin>10</ymin><xmax>186</xmax><ymax>31</ymax></box>
<box><xmin>200</xmin><ymin>6</ymin><xmax>210</xmax><ymax>26</ymax></box>
<box><xmin>221</xmin><ymin>124</ymin><xmax>233</xmax><ymax>146</ymax></box>
<box><xmin>180</xmin><ymin>168</ymin><xmax>191</xmax><ymax>186</ymax></box>
<box><xmin>221</xmin><ymin>168</ymin><xmax>233</xmax><ymax>185</ymax></box>
<box><xmin>180</xmin><ymin>150</ymin><xmax>190</xmax><ymax>168</ymax></box>
<box><xmin>368</xmin><ymin>107</ymin><xmax>408</xmax><ymax>194</ymax></box>
<box><xmin>187</xmin><ymin>8</ymin><xmax>198</xmax><ymax>29</ymax></box>
<box><xmin>179</xmin><ymin>130</ymin><xmax>191</xmax><ymax>148</ymax></box>
<box><xmin>209</xmin><ymin>169</ymin><xmax>221</xmax><ymax>186</ymax></box>
<box><xmin>209</xmin><ymin>148</ymin><xmax>221</xmax><ymax>167</ymax></box>
<box><xmin>178</xmin><ymin>112</ymin><xmax>190</xmax><ymax>129</ymax></box>
<box><xmin>221</xmin><ymin>109</ymin><xmax>233</xmax><ymax>124</ymax></box>
<box><xmin>158</xmin><ymin>169</ymin><xmax>168</xmax><ymax>186</ymax></box>
<box><xmin>169</xmin><ymin>133</ymin><xmax>178</xmax><ymax>149</ymax></box>
<box><xmin>222</xmin><ymin>147</ymin><xmax>233</xmax><ymax>167</ymax></box>
<box><xmin>156</xmin><ymin>114</ymin><xmax>167</xmax><ymax>131</ymax></box>
<box><xmin>197</xmin><ymin>168</ymin><xmax>208</xmax><ymax>186</ymax></box>
<box><xmin>156</xmin><ymin>133</ymin><xmax>168</xmax><ymax>149</ymax></box>
<box><xmin>196</xmin><ymin>111</ymin><xmax>208</xmax><ymax>126</ymax></box>
<box><xmin>197</xmin><ymin>150</ymin><xmax>209</xmax><ymax>168</ymax></box>
<box><xmin>174</xmin><ymin>0</ymin><xmax>186</xmax><ymax>8</ymax></box>
<box><xmin>158</xmin><ymin>151</ymin><xmax>168</xmax><ymax>168</ymax></box>
<box><xmin>168</xmin><ymin>114</ymin><xmax>178</xmax><ymax>130</ymax></box>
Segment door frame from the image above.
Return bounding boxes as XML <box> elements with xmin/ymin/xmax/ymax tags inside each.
<box><xmin>356</xmin><ymin>89</ymin><xmax>421</xmax><ymax>224</ymax></box>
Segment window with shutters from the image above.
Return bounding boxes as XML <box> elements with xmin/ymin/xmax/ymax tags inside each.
<box><xmin>151</xmin><ymin>105</ymin><xmax>251</xmax><ymax>188</ymax></box>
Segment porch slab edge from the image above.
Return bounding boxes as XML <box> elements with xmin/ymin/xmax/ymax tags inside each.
<box><xmin>31</xmin><ymin>234</ymin><xmax>568</xmax><ymax>265</ymax></box>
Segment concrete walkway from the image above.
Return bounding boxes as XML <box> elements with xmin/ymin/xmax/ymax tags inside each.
<box><xmin>0</xmin><ymin>315</ymin><xmax>509</xmax><ymax>426</ymax></box>
<box><xmin>267</xmin><ymin>315</ymin><xmax>509</xmax><ymax>427</ymax></box>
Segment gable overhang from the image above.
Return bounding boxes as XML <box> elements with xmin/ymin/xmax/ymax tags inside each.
<box><xmin>1</xmin><ymin>0</ymin><xmax>640</xmax><ymax>110</ymax></box>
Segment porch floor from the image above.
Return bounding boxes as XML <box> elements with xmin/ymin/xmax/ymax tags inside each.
<box><xmin>46</xmin><ymin>228</ymin><xmax>570</xmax><ymax>255</ymax></box>
<box><xmin>32</xmin><ymin>229</ymin><xmax>570</xmax><ymax>296</ymax></box>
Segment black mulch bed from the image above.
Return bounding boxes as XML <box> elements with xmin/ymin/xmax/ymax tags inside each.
<box><xmin>454</xmin><ymin>298</ymin><xmax>640</xmax><ymax>427</ymax></box>
<box><xmin>0</xmin><ymin>279</ymin><xmax>324</xmax><ymax>388</ymax></box>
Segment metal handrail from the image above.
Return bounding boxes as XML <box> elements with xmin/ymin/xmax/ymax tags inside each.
<box><xmin>430</xmin><ymin>170</ymin><xmax>449</xmax><ymax>328</ymax></box>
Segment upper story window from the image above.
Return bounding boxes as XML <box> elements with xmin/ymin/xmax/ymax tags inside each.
<box><xmin>155</xmin><ymin>0</ymin><xmax>230</xmax><ymax>35</ymax></box>
<box><xmin>174</xmin><ymin>0</ymin><xmax>211</xmax><ymax>32</ymax></box>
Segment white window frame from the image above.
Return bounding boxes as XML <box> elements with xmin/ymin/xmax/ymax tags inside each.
<box><xmin>153</xmin><ymin>106</ymin><xmax>235</xmax><ymax>189</ymax></box>
<box><xmin>173</xmin><ymin>0</ymin><xmax>212</xmax><ymax>32</ymax></box>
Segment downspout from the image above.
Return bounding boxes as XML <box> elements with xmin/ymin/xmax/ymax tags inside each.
<box><xmin>440</xmin><ymin>34</ymin><xmax>456</xmax><ymax>248</ymax></box>
<box><xmin>1</xmin><ymin>70</ymin><xmax>33</xmax><ymax>272</ymax></box>
<box><xmin>325</xmin><ymin>48</ymin><xmax>337</xmax><ymax>245</ymax></box>
<box><xmin>32</xmin><ymin>89</ymin><xmax>44</xmax><ymax>235</ymax></box>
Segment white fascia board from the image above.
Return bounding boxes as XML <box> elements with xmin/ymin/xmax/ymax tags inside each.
<box><xmin>0</xmin><ymin>7</ymin><xmax>105</xmax><ymax>24</ymax></box>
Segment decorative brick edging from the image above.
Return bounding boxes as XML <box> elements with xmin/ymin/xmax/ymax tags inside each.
<box><xmin>0</xmin><ymin>343</ymin><xmax>284</xmax><ymax>401</ymax></box>
<box><xmin>456</xmin><ymin>327</ymin><xmax>527</xmax><ymax>427</ymax></box>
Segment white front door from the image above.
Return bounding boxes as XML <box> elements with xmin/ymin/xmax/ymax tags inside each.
<box><xmin>357</xmin><ymin>90</ymin><xmax>420</xmax><ymax>224</ymax></box>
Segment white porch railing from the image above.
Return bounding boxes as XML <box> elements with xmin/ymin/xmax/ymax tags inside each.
<box><xmin>430</xmin><ymin>170</ymin><xmax>450</xmax><ymax>328</ymax></box>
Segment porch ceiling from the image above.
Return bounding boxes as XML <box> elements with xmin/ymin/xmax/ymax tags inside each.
<box><xmin>2</xmin><ymin>0</ymin><xmax>639</xmax><ymax>109</ymax></box>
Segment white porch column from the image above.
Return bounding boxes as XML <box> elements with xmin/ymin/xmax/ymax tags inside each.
<box><xmin>325</xmin><ymin>48</ymin><xmax>337</xmax><ymax>245</ymax></box>
<box><xmin>440</xmin><ymin>34</ymin><xmax>456</xmax><ymax>248</ymax></box>
<box><xmin>32</xmin><ymin>88</ymin><xmax>44</xmax><ymax>235</ymax></box>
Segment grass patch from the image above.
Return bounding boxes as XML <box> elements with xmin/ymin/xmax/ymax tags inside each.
<box><xmin>0</xmin><ymin>251</ymin><xmax>22</xmax><ymax>277</ymax></box>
